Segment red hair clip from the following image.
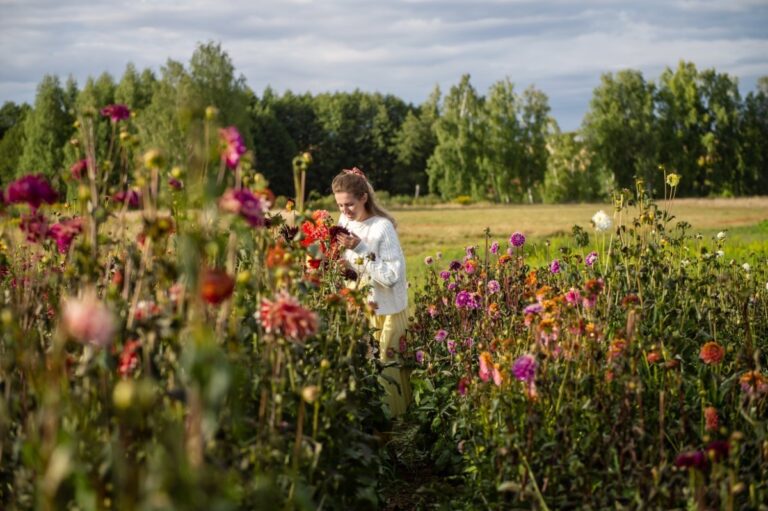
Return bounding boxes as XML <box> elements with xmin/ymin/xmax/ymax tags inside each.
<box><xmin>342</xmin><ymin>167</ymin><xmax>366</xmax><ymax>179</ymax></box>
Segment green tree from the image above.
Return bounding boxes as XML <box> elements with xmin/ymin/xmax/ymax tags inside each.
<box><xmin>0</xmin><ymin>101</ymin><xmax>27</xmax><ymax>139</ymax></box>
<box><xmin>62</xmin><ymin>75</ymin><xmax>79</xmax><ymax>119</ymax></box>
<box><xmin>480</xmin><ymin>79</ymin><xmax>524</xmax><ymax>202</ymax></box>
<box><xmin>656</xmin><ymin>62</ymin><xmax>707</xmax><ymax>196</ymax></box>
<box><xmin>255</xmin><ymin>89</ymin><xmax>323</xmax><ymax>196</ymax></box>
<box><xmin>582</xmin><ymin>69</ymin><xmax>658</xmax><ymax>192</ymax></box>
<box><xmin>140</xmin><ymin>58</ymin><xmax>194</xmax><ymax>166</ymax></box>
<box><xmin>18</xmin><ymin>75</ymin><xmax>72</xmax><ymax>179</ymax></box>
<box><xmin>0</xmin><ymin>103</ymin><xmax>31</xmax><ymax>183</ymax></box>
<box><xmin>740</xmin><ymin>77</ymin><xmax>768</xmax><ymax>195</ymax></box>
<box><xmin>188</xmin><ymin>41</ymin><xmax>252</xmax><ymax>141</ymax></box>
<box><xmin>72</xmin><ymin>73</ymin><xmax>118</xmax><ymax>171</ymax></box>
<box><xmin>542</xmin><ymin>129</ymin><xmax>607</xmax><ymax>203</ymax></box>
<box><xmin>697</xmin><ymin>69</ymin><xmax>742</xmax><ymax>195</ymax></box>
<box><xmin>519</xmin><ymin>86</ymin><xmax>553</xmax><ymax>202</ymax></box>
<box><xmin>392</xmin><ymin>86</ymin><xmax>440</xmax><ymax>197</ymax></box>
<box><xmin>249</xmin><ymin>90</ymin><xmax>298</xmax><ymax>197</ymax></box>
<box><xmin>310</xmin><ymin>90</ymin><xmax>407</xmax><ymax>194</ymax></box>
<box><xmin>115</xmin><ymin>63</ymin><xmax>156</xmax><ymax>111</ymax></box>
<box><xmin>427</xmin><ymin>74</ymin><xmax>483</xmax><ymax>199</ymax></box>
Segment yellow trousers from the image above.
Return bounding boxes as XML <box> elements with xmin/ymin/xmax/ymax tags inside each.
<box><xmin>370</xmin><ymin>310</ymin><xmax>412</xmax><ymax>417</ymax></box>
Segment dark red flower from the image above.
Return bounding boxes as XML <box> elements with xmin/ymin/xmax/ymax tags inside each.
<box><xmin>6</xmin><ymin>174</ymin><xmax>57</xmax><ymax>209</ymax></box>
<box><xmin>329</xmin><ymin>225</ymin><xmax>351</xmax><ymax>245</ymax></box>
<box><xmin>200</xmin><ymin>268</ymin><xmax>235</xmax><ymax>305</ymax></box>
<box><xmin>100</xmin><ymin>104</ymin><xmax>131</xmax><ymax>122</ymax></box>
<box><xmin>674</xmin><ymin>450</ymin><xmax>707</xmax><ymax>471</ymax></box>
<box><xmin>112</xmin><ymin>189</ymin><xmax>141</xmax><ymax>209</ymax></box>
<box><xmin>168</xmin><ymin>177</ymin><xmax>184</xmax><ymax>190</ymax></box>
<box><xmin>457</xmin><ymin>377</ymin><xmax>470</xmax><ymax>396</ymax></box>
<box><xmin>279</xmin><ymin>225</ymin><xmax>299</xmax><ymax>243</ymax></box>
<box><xmin>706</xmin><ymin>440</ymin><xmax>729</xmax><ymax>462</ymax></box>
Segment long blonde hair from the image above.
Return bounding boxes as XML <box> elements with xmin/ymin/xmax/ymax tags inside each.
<box><xmin>331</xmin><ymin>168</ymin><xmax>396</xmax><ymax>228</ymax></box>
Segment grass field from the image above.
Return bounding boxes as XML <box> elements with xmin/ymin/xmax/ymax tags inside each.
<box><xmin>392</xmin><ymin>197</ymin><xmax>768</xmax><ymax>288</ymax></box>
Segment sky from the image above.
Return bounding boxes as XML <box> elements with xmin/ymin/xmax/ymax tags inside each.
<box><xmin>1</xmin><ymin>0</ymin><xmax>767</xmax><ymax>131</ymax></box>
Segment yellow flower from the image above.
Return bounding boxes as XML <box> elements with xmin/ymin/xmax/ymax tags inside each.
<box><xmin>143</xmin><ymin>149</ymin><xmax>164</xmax><ymax>170</ymax></box>
<box><xmin>666</xmin><ymin>173</ymin><xmax>680</xmax><ymax>187</ymax></box>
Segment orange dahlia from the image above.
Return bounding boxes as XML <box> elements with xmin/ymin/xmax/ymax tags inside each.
<box><xmin>699</xmin><ymin>341</ymin><xmax>725</xmax><ymax>365</ymax></box>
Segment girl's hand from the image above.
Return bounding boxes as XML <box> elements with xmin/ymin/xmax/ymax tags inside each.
<box><xmin>338</xmin><ymin>232</ymin><xmax>361</xmax><ymax>250</ymax></box>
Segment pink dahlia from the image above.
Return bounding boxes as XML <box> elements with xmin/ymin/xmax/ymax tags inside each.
<box><xmin>48</xmin><ymin>217</ymin><xmax>83</xmax><ymax>253</ymax></box>
<box><xmin>219</xmin><ymin>188</ymin><xmax>268</xmax><ymax>227</ymax></box>
<box><xmin>512</xmin><ymin>354</ymin><xmax>537</xmax><ymax>383</ymax></box>
<box><xmin>219</xmin><ymin>126</ymin><xmax>246</xmax><ymax>169</ymax></box>
<box><xmin>259</xmin><ymin>290</ymin><xmax>319</xmax><ymax>342</ymax></box>
<box><xmin>509</xmin><ymin>231</ymin><xmax>525</xmax><ymax>247</ymax></box>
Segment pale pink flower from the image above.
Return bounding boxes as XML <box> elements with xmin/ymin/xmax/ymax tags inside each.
<box><xmin>492</xmin><ymin>364</ymin><xmax>504</xmax><ymax>387</ymax></box>
<box><xmin>61</xmin><ymin>289</ymin><xmax>115</xmax><ymax>347</ymax></box>
<box><xmin>219</xmin><ymin>126</ymin><xmax>246</xmax><ymax>169</ymax></box>
<box><xmin>479</xmin><ymin>352</ymin><xmax>493</xmax><ymax>382</ymax></box>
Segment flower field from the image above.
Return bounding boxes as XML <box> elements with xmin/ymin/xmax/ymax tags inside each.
<box><xmin>1</xmin><ymin>104</ymin><xmax>767</xmax><ymax>510</ymax></box>
<box><xmin>407</xmin><ymin>191</ymin><xmax>768</xmax><ymax>508</ymax></box>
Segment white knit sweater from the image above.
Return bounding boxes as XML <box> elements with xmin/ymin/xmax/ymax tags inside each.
<box><xmin>338</xmin><ymin>215</ymin><xmax>408</xmax><ymax>315</ymax></box>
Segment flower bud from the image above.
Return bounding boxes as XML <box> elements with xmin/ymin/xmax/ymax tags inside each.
<box><xmin>301</xmin><ymin>385</ymin><xmax>320</xmax><ymax>404</ymax></box>
<box><xmin>113</xmin><ymin>380</ymin><xmax>136</xmax><ymax>410</ymax></box>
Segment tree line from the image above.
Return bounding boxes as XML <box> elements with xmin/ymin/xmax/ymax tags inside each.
<box><xmin>1</xmin><ymin>42</ymin><xmax>766</xmax><ymax>202</ymax></box>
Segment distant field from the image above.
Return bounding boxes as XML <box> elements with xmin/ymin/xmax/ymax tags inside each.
<box><xmin>392</xmin><ymin>197</ymin><xmax>768</xmax><ymax>286</ymax></box>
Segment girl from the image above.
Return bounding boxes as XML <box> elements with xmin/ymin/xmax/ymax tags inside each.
<box><xmin>332</xmin><ymin>167</ymin><xmax>411</xmax><ymax>417</ymax></box>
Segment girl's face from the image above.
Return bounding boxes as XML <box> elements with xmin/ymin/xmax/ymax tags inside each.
<box><xmin>334</xmin><ymin>191</ymin><xmax>368</xmax><ymax>221</ymax></box>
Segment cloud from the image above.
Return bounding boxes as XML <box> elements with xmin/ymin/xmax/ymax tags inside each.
<box><xmin>0</xmin><ymin>0</ymin><xmax>766</xmax><ymax>130</ymax></box>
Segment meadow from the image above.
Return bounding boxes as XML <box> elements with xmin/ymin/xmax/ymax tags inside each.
<box><xmin>395</xmin><ymin>198</ymin><xmax>768</xmax><ymax>287</ymax></box>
